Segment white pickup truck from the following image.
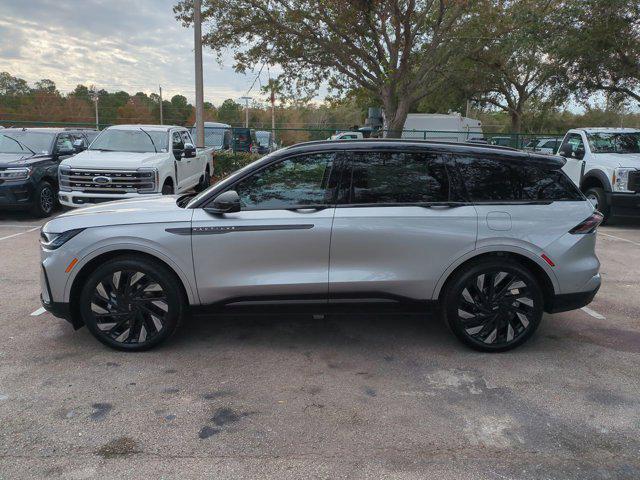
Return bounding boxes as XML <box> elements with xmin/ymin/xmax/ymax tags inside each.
<box><xmin>559</xmin><ymin>127</ymin><xmax>640</xmax><ymax>222</ymax></box>
<box><xmin>58</xmin><ymin>125</ymin><xmax>214</xmax><ymax>208</ymax></box>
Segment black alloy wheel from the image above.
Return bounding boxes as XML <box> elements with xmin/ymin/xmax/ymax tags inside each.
<box><xmin>442</xmin><ymin>260</ymin><xmax>543</xmax><ymax>352</ymax></box>
<box><xmin>80</xmin><ymin>257</ymin><xmax>184</xmax><ymax>351</ymax></box>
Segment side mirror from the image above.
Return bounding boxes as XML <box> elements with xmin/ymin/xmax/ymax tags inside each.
<box><xmin>205</xmin><ymin>190</ymin><xmax>241</xmax><ymax>214</ymax></box>
<box><xmin>558</xmin><ymin>145</ymin><xmax>571</xmax><ymax>157</ymax></box>
<box><xmin>72</xmin><ymin>139</ymin><xmax>86</xmax><ymax>153</ymax></box>
<box><xmin>575</xmin><ymin>147</ymin><xmax>585</xmax><ymax>160</ymax></box>
<box><xmin>183</xmin><ymin>143</ymin><xmax>196</xmax><ymax>159</ymax></box>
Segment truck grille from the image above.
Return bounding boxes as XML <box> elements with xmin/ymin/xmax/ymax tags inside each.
<box><xmin>628</xmin><ymin>170</ymin><xmax>640</xmax><ymax>192</ymax></box>
<box><xmin>59</xmin><ymin>169</ymin><xmax>155</xmax><ymax>193</ymax></box>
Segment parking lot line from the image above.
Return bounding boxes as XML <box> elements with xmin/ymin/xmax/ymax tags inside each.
<box><xmin>599</xmin><ymin>232</ymin><xmax>640</xmax><ymax>247</ymax></box>
<box><xmin>0</xmin><ymin>227</ymin><xmax>40</xmax><ymax>242</ymax></box>
<box><xmin>30</xmin><ymin>307</ymin><xmax>46</xmax><ymax>316</ymax></box>
<box><xmin>581</xmin><ymin>306</ymin><xmax>606</xmax><ymax>320</ymax></box>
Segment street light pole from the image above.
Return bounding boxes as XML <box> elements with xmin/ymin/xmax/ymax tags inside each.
<box><xmin>90</xmin><ymin>87</ymin><xmax>99</xmax><ymax>130</ymax></box>
<box><xmin>159</xmin><ymin>85</ymin><xmax>164</xmax><ymax>125</ymax></box>
<box><xmin>194</xmin><ymin>0</ymin><xmax>205</xmax><ymax>148</ymax></box>
<box><xmin>240</xmin><ymin>96</ymin><xmax>252</xmax><ymax>128</ymax></box>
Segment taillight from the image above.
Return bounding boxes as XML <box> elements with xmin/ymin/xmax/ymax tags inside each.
<box><xmin>570</xmin><ymin>211</ymin><xmax>604</xmax><ymax>234</ymax></box>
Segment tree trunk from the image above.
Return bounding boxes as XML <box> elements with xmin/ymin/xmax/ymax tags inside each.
<box><xmin>510</xmin><ymin>110</ymin><xmax>522</xmax><ymax>134</ymax></box>
<box><xmin>383</xmin><ymin>94</ymin><xmax>411</xmax><ymax>138</ymax></box>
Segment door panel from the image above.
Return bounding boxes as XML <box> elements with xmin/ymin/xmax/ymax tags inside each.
<box><xmin>329</xmin><ymin>205</ymin><xmax>478</xmax><ymax>300</ymax></box>
<box><xmin>172</xmin><ymin>131</ymin><xmax>192</xmax><ymax>191</ymax></box>
<box><xmin>191</xmin><ymin>151</ymin><xmax>339</xmax><ymax>305</ymax></box>
<box><xmin>328</xmin><ymin>150</ymin><xmax>478</xmax><ymax>301</ymax></box>
<box><xmin>192</xmin><ymin>208</ymin><xmax>334</xmax><ymax>304</ymax></box>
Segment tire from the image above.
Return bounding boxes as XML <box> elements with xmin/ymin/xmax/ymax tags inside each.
<box><xmin>161</xmin><ymin>182</ymin><xmax>174</xmax><ymax>195</ymax></box>
<box><xmin>195</xmin><ymin>168</ymin><xmax>211</xmax><ymax>192</ymax></box>
<box><xmin>584</xmin><ymin>187</ymin><xmax>611</xmax><ymax>224</ymax></box>
<box><xmin>31</xmin><ymin>181</ymin><xmax>56</xmax><ymax>217</ymax></box>
<box><xmin>79</xmin><ymin>256</ymin><xmax>185</xmax><ymax>351</ymax></box>
<box><xmin>440</xmin><ymin>258</ymin><xmax>544</xmax><ymax>352</ymax></box>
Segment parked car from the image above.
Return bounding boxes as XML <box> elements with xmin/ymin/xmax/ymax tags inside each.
<box><xmin>57</xmin><ymin>125</ymin><xmax>214</xmax><ymax>208</ymax></box>
<box><xmin>399</xmin><ymin>113</ymin><xmax>484</xmax><ymax>143</ymax></box>
<box><xmin>190</xmin><ymin>122</ymin><xmax>232</xmax><ymax>151</ymax></box>
<box><xmin>328</xmin><ymin>131</ymin><xmax>364</xmax><ymax>140</ymax></box>
<box><xmin>559</xmin><ymin>128</ymin><xmax>640</xmax><ymax>222</ymax></box>
<box><xmin>0</xmin><ymin>128</ymin><xmax>96</xmax><ymax>217</ymax></box>
<box><xmin>255</xmin><ymin>130</ymin><xmax>275</xmax><ymax>154</ymax></box>
<box><xmin>40</xmin><ymin>139</ymin><xmax>601</xmax><ymax>352</ymax></box>
<box><xmin>489</xmin><ymin>136</ymin><xmax>514</xmax><ymax>148</ymax></box>
<box><xmin>523</xmin><ymin>137</ymin><xmax>561</xmax><ymax>155</ymax></box>
<box><xmin>232</xmin><ymin>128</ymin><xmax>258</xmax><ymax>153</ymax></box>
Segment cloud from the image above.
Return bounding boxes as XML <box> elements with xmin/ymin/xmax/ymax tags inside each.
<box><xmin>0</xmin><ymin>0</ymin><xmax>268</xmax><ymax>105</ymax></box>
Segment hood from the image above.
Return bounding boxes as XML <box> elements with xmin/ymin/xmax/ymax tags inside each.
<box><xmin>43</xmin><ymin>195</ymin><xmax>193</xmax><ymax>232</ymax></box>
<box><xmin>595</xmin><ymin>153</ymin><xmax>640</xmax><ymax>168</ymax></box>
<box><xmin>60</xmin><ymin>150</ymin><xmax>168</xmax><ymax>169</ymax></box>
<box><xmin>0</xmin><ymin>152</ymin><xmax>50</xmax><ymax>167</ymax></box>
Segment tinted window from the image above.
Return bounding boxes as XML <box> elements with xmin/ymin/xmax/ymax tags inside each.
<box><xmin>180</xmin><ymin>130</ymin><xmax>193</xmax><ymax>145</ymax></box>
<box><xmin>172</xmin><ymin>131</ymin><xmax>184</xmax><ymax>150</ymax></box>
<box><xmin>456</xmin><ymin>156</ymin><xmax>583</xmax><ymax>202</ymax></box>
<box><xmin>55</xmin><ymin>134</ymin><xmax>74</xmax><ymax>152</ymax></box>
<box><xmin>559</xmin><ymin>133</ymin><xmax>584</xmax><ymax>156</ymax></box>
<box><xmin>234</xmin><ymin>153</ymin><xmax>335</xmax><ymax>209</ymax></box>
<box><xmin>346</xmin><ymin>151</ymin><xmax>449</xmax><ymax>204</ymax></box>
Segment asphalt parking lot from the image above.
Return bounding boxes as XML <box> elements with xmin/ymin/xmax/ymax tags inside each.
<box><xmin>0</xmin><ymin>210</ymin><xmax>639</xmax><ymax>480</ymax></box>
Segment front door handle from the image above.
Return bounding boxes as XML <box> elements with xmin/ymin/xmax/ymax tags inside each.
<box><xmin>287</xmin><ymin>206</ymin><xmax>328</xmax><ymax>213</ymax></box>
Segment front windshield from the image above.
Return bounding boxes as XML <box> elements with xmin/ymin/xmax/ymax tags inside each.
<box><xmin>89</xmin><ymin>129</ymin><xmax>168</xmax><ymax>153</ymax></box>
<box><xmin>256</xmin><ymin>132</ymin><xmax>270</xmax><ymax>146</ymax></box>
<box><xmin>191</xmin><ymin>127</ymin><xmax>226</xmax><ymax>148</ymax></box>
<box><xmin>0</xmin><ymin>131</ymin><xmax>56</xmax><ymax>154</ymax></box>
<box><xmin>587</xmin><ymin>132</ymin><xmax>640</xmax><ymax>154</ymax></box>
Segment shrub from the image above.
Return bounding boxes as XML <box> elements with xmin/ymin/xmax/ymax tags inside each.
<box><xmin>212</xmin><ymin>151</ymin><xmax>261</xmax><ymax>181</ymax></box>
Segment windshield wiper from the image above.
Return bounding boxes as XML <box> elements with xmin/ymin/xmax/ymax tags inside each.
<box><xmin>139</xmin><ymin>128</ymin><xmax>158</xmax><ymax>153</ymax></box>
<box><xmin>1</xmin><ymin>135</ymin><xmax>35</xmax><ymax>154</ymax></box>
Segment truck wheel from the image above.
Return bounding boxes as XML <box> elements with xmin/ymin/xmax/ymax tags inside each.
<box><xmin>195</xmin><ymin>169</ymin><xmax>211</xmax><ymax>192</ymax></box>
<box><xmin>79</xmin><ymin>256</ymin><xmax>185</xmax><ymax>351</ymax></box>
<box><xmin>440</xmin><ymin>259</ymin><xmax>544</xmax><ymax>352</ymax></box>
<box><xmin>31</xmin><ymin>181</ymin><xmax>56</xmax><ymax>217</ymax></box>
<box><xmin>584</xmin><ymin>187</ymin><xmax>610</xmax><ymax>223</ymax></box>
<box><xmin>161</xmin><ymin>182</ymin><xmax>174</xmax><ymax>195</ymax></box>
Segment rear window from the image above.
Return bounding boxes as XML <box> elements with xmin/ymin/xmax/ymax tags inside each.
<box><xmin>455</xmin><ymin>156</ymin><xmax>583</xmax><ymax>202</ymax></box>
<box><xmin>345</xmin><ymin>151</ymin><xmax>450</xmax><ymax>204</ymax></box>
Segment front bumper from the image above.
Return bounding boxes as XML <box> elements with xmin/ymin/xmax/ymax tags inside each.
<box><xmin>0</xmin><ymin>179</ymin><xmax>36</xmax><ymax>209</ymax></box>
<box><xmin>607</xmin><ymin>192</ymin><xmax>640</xmax><ymax>218</ymax></box>
<box><xmin>58</xmin><ymin>190</ymin><xmax>160</xmax><ymax>208</ymax></box>
<box><xmin>40</xmin><ymin>264</ymin><xmax>82</xmax><ymax>329</ymax></box>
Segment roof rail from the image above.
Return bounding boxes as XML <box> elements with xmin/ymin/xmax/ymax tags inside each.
<box><xmin>290</xmin><ymin>138</ymin><xmax>519</xmax><ymax>152</ymax></box>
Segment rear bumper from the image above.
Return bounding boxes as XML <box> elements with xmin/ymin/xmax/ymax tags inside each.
<box><xmin>607</xmin><ymin>192</ymin><xmax>640</xmax><ymax>218</ymax></box>
<box><xmin>0</xmin><ymin>179</ymin><xmax>36</xmax><ymax>209</ymax></box>
<box><xmin>546</xmin><ymin>284</ymin><xmax>600</xmax><ymax>314</ymax></box>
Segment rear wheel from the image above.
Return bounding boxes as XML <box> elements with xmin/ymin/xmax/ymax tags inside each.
<box><xmin>441</xmin><ymin>259</ymin><xmax>544</xmax><ymax>352</ymax></box>
<box><xmin>584</xmin><ymin>187</ymin><xmax>610</xmax><ymax>223</ymax></box>
<box><xmin>79</xmin><ymin>257</ymin><xmax>185</xmax><ymax>351</ymax></box>
<box><xmin>31</xmin><ymin>181</ymin><xmax>56</xmax><ymax>217</ymax></box>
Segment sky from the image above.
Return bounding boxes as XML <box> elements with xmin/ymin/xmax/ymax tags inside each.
<box><xmin>0</xmin><ymin>0</ymin><xmax>270</xmax><ymax>106</ymax></box>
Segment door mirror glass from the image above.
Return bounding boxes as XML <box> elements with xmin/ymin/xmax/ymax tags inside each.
<box><xmin>205</xmin><ymin>190</ymin><xmax>241</xmax><ymax>214</ymax></box>
<box><xmin>558</xmin><ymin>145</ymin><xmax>572</xmax><ymax>157</ymax></box>
<box><xmin>575</xmin><ymin>146</ymin><xmax>585</xmax><ymax>160</ymax></box>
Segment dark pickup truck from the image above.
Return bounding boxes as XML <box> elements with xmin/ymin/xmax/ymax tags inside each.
<box><xmin>0</xmin><ymin>128</ymin><xmax>97</xmax><ymax>217</ymax></box>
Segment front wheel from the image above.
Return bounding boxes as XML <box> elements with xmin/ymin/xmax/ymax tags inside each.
<box><xmin>31</xmin><ymin>181</ymin><xmax>56</xmax><ymax>217</ymax></box>
<box><xmin>79</xmin><ymin>256</ymin><xmax>185</xmax><ymax>351</ymax></box>
<box><xmin>441</xmin><ymin>259</ymin><xmax>544</xmax><ymax>352</ymax></box>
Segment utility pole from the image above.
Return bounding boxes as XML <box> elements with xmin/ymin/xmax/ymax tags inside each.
<box><xmin>90</xmin><ymin>87</ymin><xmax>99</xmax><ymax>130</ymax></box>
<box><xmin>194</xmin><ymin>0</ymin><xmax>205</xmax><ymax>148</ymax></box>
<box><xmin>159</xmin><ymin>85</ymin><xmax>164</xmax><ymax>125</ymax></box>
<box><xmin>270</xmin><ymin>85</ymin><xmax>276</xmax><ymax>149</ymax></box>
<box><xmin>240</xmin><ymin>96</ymin><xmax>252</xmax><ymax>128</ymax></box>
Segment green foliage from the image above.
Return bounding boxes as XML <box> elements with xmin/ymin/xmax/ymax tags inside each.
<box><xmin>212</xmin><ymin>150</ymin><xmax>261</xmax><ymax>180</ymax></box>
<box><xmin>217</xmin><ymin>99</ymin><xmax>243</xmax><ymax>125</ymax></box>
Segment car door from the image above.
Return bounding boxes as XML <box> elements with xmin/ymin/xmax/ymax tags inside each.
<box><xmin>171</xmin><ymin>130</ymin><xmax>192</xmax><ymax>192</ymax></box>
<box><xmin>191</xmin><ymin>151</ymin><xmax>339</xmax><ymax>305</ymax></box>
<box><xmin>180</xmin><ymin>130</ymin><xmax>201</xmax><ymax>184</ymax></box>
<box><xmin>328</xmin><ymin>149</ymin><xmax>478</xmax><ymax>301</ymax></box>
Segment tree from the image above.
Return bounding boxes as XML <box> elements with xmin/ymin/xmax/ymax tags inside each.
<box><xmin>34</xmin><ymin>79</ymin><xmax>59</xmax><ymax>95</ymax></box>
<box><xmin>217</xmin><ymin>98</ymin><xmax>243</xmax><ymax>125</ymax></box>
<box><xmin>175</xmin><ymin>0</ymin><xmax>472</xmax><ymax>136</ymax></box>
<box><xmin>559</xmin><ymin>0</ymin><xmax>640</xmax><ymax>105</ymax></box>
<box><xmin>0</xmin><ymin>72</ymin><xmax>30</xmax><ymax>96</ymax></box>
<box><xmin>464</xmin><ymin>0</ymin><xmax>568</xmax><ymax>132</ymax></box>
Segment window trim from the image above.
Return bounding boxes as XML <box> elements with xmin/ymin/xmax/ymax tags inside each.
<box><xmin>204</xmin><ymin>151</ymin><xmax>342</xmax><ymax>212</ymax></box>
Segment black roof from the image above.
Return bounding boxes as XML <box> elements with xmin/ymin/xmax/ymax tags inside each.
<box><xmin>276</xmin><ymin>139</ymin><xmax>565</xmax><ymax>168</ymax></box>
<box><xmin>0</xmin><ymin>127</ymin><xmax>96</xmax><ymax>133</ymax></box>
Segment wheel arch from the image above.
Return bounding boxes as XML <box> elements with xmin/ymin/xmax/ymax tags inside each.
<box><xmin>433</xmin><ymin>249</ymin><xmax>558</xmax><ymax>311</ymax></box>
<box><xmin>66</xmin><ymin>247</ymin><xmax>197</xmax><ymax>327</ymax></box>
<box><xmin>580</xmin><ymin>170</ymin><xmax>611</xmax><ymax>193</ymax></box>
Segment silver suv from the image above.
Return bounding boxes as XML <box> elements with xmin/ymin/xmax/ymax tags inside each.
<box><xmin>40</xmin><ymin>140</ymin><xmax>602</xmax><ymax>352</ymax></box>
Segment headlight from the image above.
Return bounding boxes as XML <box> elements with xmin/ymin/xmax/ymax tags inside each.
<box><xmin>612</xmin><ymin>168</ymin><xmax>637</xmax><ymax>193</ymax></box>
<box><xmin>0</xmin><ymin>167</ymin><xmax>31</xmax><ymax>181</ymax></box>
<box><xmin>137</xmin><ymin>167</ymin><xmax>158</xmax><ymax>193</ymax></box>
<box><xmin>58</xmin><ymin>165</ymin><xmax>71</xmax><ymax>192</ymax></box>
<box><xmin>40</xmin><ymin>228</ymin><xmax>85</xmax><ymax>250</ymax></box>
